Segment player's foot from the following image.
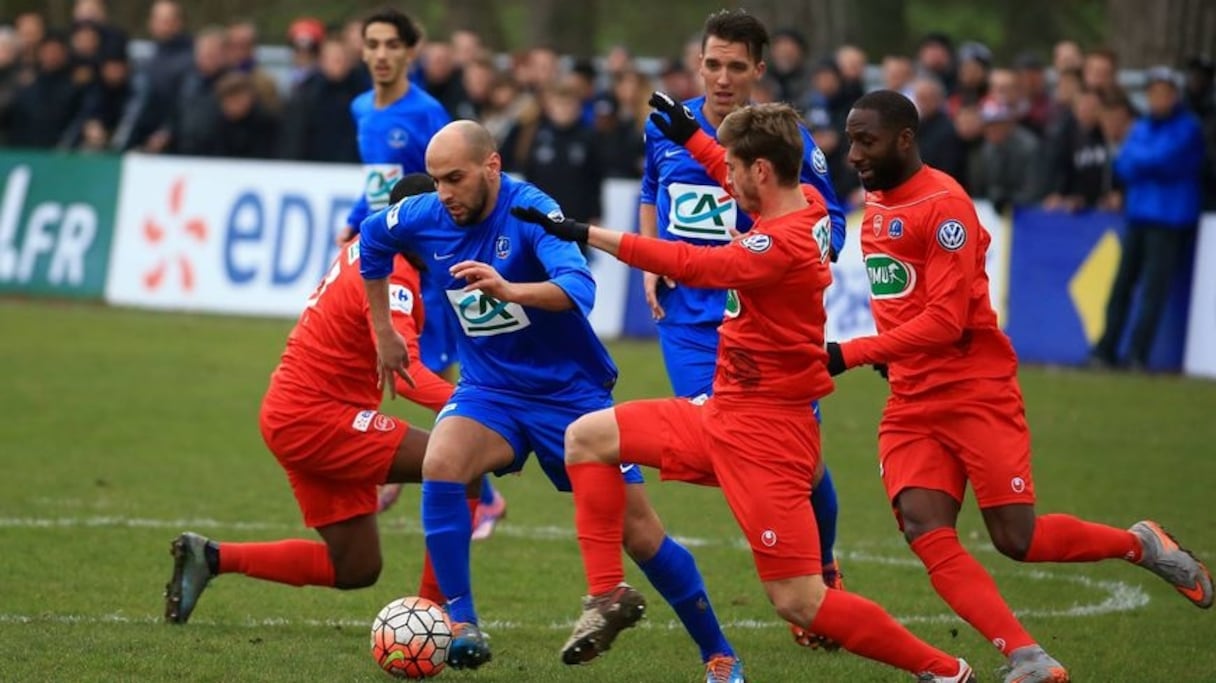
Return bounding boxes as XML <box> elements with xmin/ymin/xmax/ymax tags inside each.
<box><xmin>446</xmin><ymin>621</ymin><xmax>492</xmax><ymax>669</ymax></box>
<box><xmin>704</xmin><ymin>654</ymin><xmax>746</xmax><ymax>683</ymax></box>
<box><xmin>918</xmin><ymin>657</ymin><xmax>976</xmax><ymax>682</ymax></box>
<box><xmin>1130</xmin><ymin>520</ymin><xmax>1214</xmax><ymax>608</ymax></box>
<box><xmin>998</xmin><ymin>646</ymin><xmax>1069</xmax><ymax>683</ymax></box>
<box><xmin>471</xmin><ymin>488</ymin><xmax>507</xmax><ymax>541</ymax></box>
<box><xmin>789</xmin><ymin>561</ymin><xmax>845</xmax><ymax>650</ymax></box>
<box><xmin>560</xmin><ymin>582</ymin><xmax>646</xmax><ymax>665</ymax></box>
<box><xmin>376</xmin><ymin>484</ymin><xmax>403</xmax><ymax>513</ymax></box>
<box><xmin>164</xmin><ymin>532</ymin><xmax>216</xmax><ymax>624</ymax></box>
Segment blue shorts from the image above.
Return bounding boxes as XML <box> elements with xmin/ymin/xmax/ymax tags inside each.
<box><xmin>658</xmin><ymin>321</ymin><xmax>822</xmax><ymax>421</ymax></box>
<box><xmin>438</xmin><ymin>385</ymin><xmax>645</xmax><ymax>492</ymax></box>
<box><xmin>419</xmin><ymin>292</ymin><xmax>459</xmax><ymax>374</ymax></box>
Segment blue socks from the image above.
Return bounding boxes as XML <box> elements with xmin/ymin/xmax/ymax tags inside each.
<box><xmin>811</xmin><ymin>467</ymin><xmax>838</xmax><ymax>568</ymax></box>
<box><xmin>637</xmin><ymin>536</ymin><xmax>733</xmax><ymax>662</ymax></box>
<box><xmin>421</xmin><ymin>480</ymin><xmax>477</xmax><ymax>624</ymax></box>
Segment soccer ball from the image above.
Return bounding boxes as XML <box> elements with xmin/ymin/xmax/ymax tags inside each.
<box><xmin>370</xmin><ymin>596</ymin><xmax>452</xmax><ymax>679</ymax></box>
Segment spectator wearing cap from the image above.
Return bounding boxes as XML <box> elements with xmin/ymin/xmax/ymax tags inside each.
<box><xmin>769</xmin><ymin>28</ymin><xmax>808</xmax><ymax>103</ymax></box>
<box><xmin>1091</xmin><ymin>68</ymin><xmax>1205</xmax><ymax>370</ymax></box>
<box><xmin>278</xmin><ymin>36</ymin><xmax>361</xmax><ymax>162</ymax></box>
<box><xmin>912</xmin><ymin>76</ymin><xmax>966</xmax><ymax>183</ymax></box>
<box><xmin>286</xmin><ymin>17</ymin><xmax>325</xmax><ymax>91</ymax></box>
<box><xmin>126</xmin><ymin>0</ymin><xmax>193</xmax><ymax>151</ymax></box>
<box><xmin>1014</xmin><ymin>51</ymin><xmax>1052</xmax><ymax>136</ymax></box>
<box><xmin>968</xmin><ymin>96</ymin><xmax>1043</xmax><ymax>211</ymax></box>
<box><xmin>948</xmin><ymin>41</ymin><xmax>991</xmax><ymax>116</ymax></box>
<box><xmin>916</xmin><ymin>33</ymin><xmax>956</xmax><ymax>95</ymax></box>
<box><xmin>5</xmin><ymin>30</ymin><xmax>84</xmax><ymax>148</ymax></box>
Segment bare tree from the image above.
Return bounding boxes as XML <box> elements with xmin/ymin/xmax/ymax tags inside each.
<box><xmin>1108</xmin><ymin>0</ymin><xmax>1216</xmax><ymax>67</ymax></box>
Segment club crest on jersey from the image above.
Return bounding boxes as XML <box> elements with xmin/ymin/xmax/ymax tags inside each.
<box><xmin>812</xmin><ymin>147</ymin><xmax>829</xmax><ymax>176</ymax></box>
<box><xmin>888</xmin><ymin>218</ymin><xmax>904</xmax><ymax>239</ymax></box>
<box><xmin>936</xmin><ymin>219</ymin><xmax>967</xmax><ymax>251</ymax></box>
<box><xmin>740</xmin><ymin>233</ymin><xmax>772</xmax><ymax>253</ymax></box>
<box><xmin>872</xmin><ymin>213</ymin><xmax>884</xmax><ymax>236</ymax></box>
<box><xmin>495</xmin><ymin>236</ymin><xmax>511</xmax><ymax>259</ymax></box>
<box><xmin>387</xmin><ymin>127</ymin><xmax>408</xmax><ymax>149</ymax></box>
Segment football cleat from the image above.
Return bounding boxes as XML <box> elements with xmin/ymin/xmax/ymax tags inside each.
<box><xmin>560</xmin><ymin>583</ymin><xmax>646</xmax><ymax>665</ymax></box>
<box><xmin>1130</xmin><ymin>520</ymin><xmax>1214</xmax><ymax>608</ymax></box>
<box><xmin>164</xmin><ymin>532</ymin><xmax>216</xmax><ymax>624</ymax></box>
<box><xmin>790</xmin><ymin>561</ymin><xmax>845</xmax><ymax>650</ymax></box>
<box><xmin>918</xmin><ymin>657</ymin><xmax>977</xmax><ymax>682</ymax></box>
<box><xmin>998</xmin><ymin>646</ymin><xmax>1069</xmax><ymax>683</ymax></box>
<box><xmin>446</xmin><ymin>621</ymin><xmax>492</xmax><ymax>669</ymax></box>
<box><xmin>471</xmin><ymin>488</ymin><xmax>507</xmax><ymax>541</ymax></box>
<box><xmin>705</xmin><ymin>654</ymin><xmax>746</xmax><ymax>683</ymax></box>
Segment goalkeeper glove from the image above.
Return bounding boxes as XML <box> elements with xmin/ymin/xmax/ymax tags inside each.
<box><xmin>825</xmin><ymin>342</ymin><xmax>847</xmax><ymax>376</ymax></box>
<box><xmin>510</xmin><ymin>206</ymin><xmax>590</xmax><ymax>244</ymax></box>
<box><xmin>648</xmin><ymin>91</ymin><xmax>700</xmax><ymax>145</ymax></box>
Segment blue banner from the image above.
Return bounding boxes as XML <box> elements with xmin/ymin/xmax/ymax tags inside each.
<box><xmin>1006</xmin><ymin>208</ymin><xmax>1194</xmax><ymax>371</ymax></box>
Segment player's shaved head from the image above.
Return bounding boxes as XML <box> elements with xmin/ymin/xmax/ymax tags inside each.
<box><xmin>430</xmin><ymin>120</ymin><xmax>497</xmax><ymax>164</ymax></box>
<box><xmin>426</xmin><ymin>121</ymin><xmax>502</xmax><ymax>226</ymax></box>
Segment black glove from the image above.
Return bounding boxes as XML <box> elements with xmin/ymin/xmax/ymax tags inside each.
<box><xmin>826</xmin><ymin>342</ymin><xmax>847</xmax><ymax>377</ymax></box>
<box><xmin>510</xmin><ymin>206</ymin><xmax>590</xmax><ymax>244</ymax></box>
<box><xmin>873</xmin><ymin>364</ymin><xmax>889</xmax><ymax>380</ymax></box>
<box><xmin>648</xmin><ymin>91</ymin><xmax>699</xmax><ymax>145</ymax></box>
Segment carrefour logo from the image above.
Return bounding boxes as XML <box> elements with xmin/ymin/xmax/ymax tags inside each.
<box><xmin>865</xmin><ymin>253</ymin><xmax>916</xmax><ymax>299</ymax></box>
<box><xmin>666</xmin><ymin>182</ymin><xmax>737</xmax><ymax>241</ymax></box>
<box><xmin>446</xmin><ymin>288</ymin><xmax>532</xmax><ymax>336</ymax></box>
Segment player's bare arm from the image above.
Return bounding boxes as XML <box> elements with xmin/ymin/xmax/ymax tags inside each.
<box><xmin>448</xmin><ymin>260</ymin><xmax>575</xmax><ymax>312</ymax></box>
<box><xmin>638</xmin><ymin>204</ymin><xmax>672</xmax><ymax>320</ymax></box>
<box><xmin>364</xmin><ymin>276</ymin><xmax>416</xmax><ymax>396</ymax></box>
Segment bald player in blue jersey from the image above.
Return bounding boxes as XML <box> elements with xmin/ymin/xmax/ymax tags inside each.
<box><xmin>640</xmin><ymin>9</ymin><xmax>849</xmax><ymax>649</ymax></box>
<box><xmin>359</xmin><ymin>120</ymin><xmax>748</xmax><ymax>682</ymax></box>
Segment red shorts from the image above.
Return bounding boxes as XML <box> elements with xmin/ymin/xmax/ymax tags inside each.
<box><xmin>879</xmin><ymin>378</ymin><xmax>1035</xmax><ymax>518</ymax></box>
<box><xmin>616</xmin><ymin>396</ymin><xmax>821</xmax><ymax>581</ymax></box>
<box><xmin>260</xmin><ymin>382</ymin><xmax>407</xmax><ymax>529</ymax></box>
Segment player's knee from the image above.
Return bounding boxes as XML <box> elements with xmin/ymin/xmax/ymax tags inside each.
<box><xmin>901</xmin><ymin>517</ymin><xmax>944</xmax><ymax>544</ymax></box>
<box><xmin>564</xmin><ymin>412</ymin><xmax>614</xmax><ymax>465</ymax></box>
<box><xmin>334</xmin><ymin>556</ymin><xmax>382</xmax><ymax>590</ymax></box>
<box><xmin>769</xmin><ymin>581</ymin><xmax>826</xmax><ymax>628</ymax></box>
<box><xmin>621</xmin><ymin>511</ymin><xmax>664</xmax><ymax>562</ymax></box>
<box><xmin>990</xmin><ymin>526</ymin><xmax>1033</xmax><ymax>561</ymax></box>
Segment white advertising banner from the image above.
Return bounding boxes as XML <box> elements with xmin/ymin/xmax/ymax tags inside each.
<box><xmin>1184</xmin><ymin>213</ymin><xmax>1216</xmax><ymax>378</ymax></box>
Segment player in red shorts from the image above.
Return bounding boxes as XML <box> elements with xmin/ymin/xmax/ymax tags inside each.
<box><xmin>163</xmin><ymin>174</ymin><xmax>472</xmax><ymax>624</ymax></box>
<box><xmin>513</xmin><ymin>102</ymin><xmax>976</xmax><ymax>682</ymax></box>
<box><xmin>826</xmin><ymin>90</ymin><xmax>1213</xmax><ymax>683</ymax></box>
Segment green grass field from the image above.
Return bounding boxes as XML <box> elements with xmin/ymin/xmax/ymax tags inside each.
<box><xmin>2</xmin><ymin>298</ymin><xmax>1214</xmax><ymax>682</ymax></box>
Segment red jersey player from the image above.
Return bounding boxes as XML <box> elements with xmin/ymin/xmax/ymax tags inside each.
<box><xmin>163</xmin><ymin>174</ymin><xmax>471</xmax><ymax>624</ymax></box>
<box><xmin>512</xmin><ymin>102</ymin><xmax>976</xmax><ymax>683</ymax></box>
<box><xmin>827</xmin><ymin>90</ymin><xmax>1212</xmax><ymax>683</ymax></box>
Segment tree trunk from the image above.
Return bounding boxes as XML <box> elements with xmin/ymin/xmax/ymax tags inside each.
<box><xmin>742</xmin><ymin>0</ymin><xmax>909</xmax><ymax>58</ymax></box>
<box><xmin>439</xmin><ymin>0</ymin><xmax>507</xmax><ymax>52</ymax></box>
<box><xmin>1108</xmin><ymin>0</ymin><xmax>1216</xmax><ymax>68</ymax></box>
<box><xmin>525</xmin><ymin>0</ymin><xmax>598</xmax><ymax>57</ymax></box>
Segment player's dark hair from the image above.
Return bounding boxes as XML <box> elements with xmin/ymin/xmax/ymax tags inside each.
<box><xmin>852</xmin><ymin>89</ymin><xmax>920</xmax><ymax>135</ymax></box>
<box><xmin>702</xmin><ymin>9</ymin><xmax>768</xmax><ymax>63</ymax></box>
<box><xmin>389</xmin><ymin>173</ymin><xmax>436</xmax><ymax>273</ymax></box>
<box><xmin>717</xmin><ymin>103</ymin><xmax>803</xmax><ymax>186</ymax></box>
<box><xmin>362</xmin><ymin>7</ymin><xmax>421</xmax><ymax>48</ymax></box>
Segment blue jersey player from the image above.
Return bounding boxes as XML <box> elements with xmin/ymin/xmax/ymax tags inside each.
<box><xmin>360</xmin><ymin>121</ymin><xmax>747</xmax><ymax>682</ymax></box>
<box><xmin>639</xmin><ymin>9</ymin><xmax>848</xmax><ymax>649</ymax></box>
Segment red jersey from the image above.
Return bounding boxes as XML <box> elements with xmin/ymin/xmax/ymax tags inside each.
<box><xmin>271</xmin><ymin>238</ymin><xmax>453</xmax><ymax>411</ymax></box>
<box><xmin>839</xmin><ymin>166</ymin><xmax>1018</xmax><ymax>397</ymax></box>
<box><xmin>618</xmin><ymin>202</ymin><xmax>835</xmax><ymax>408</ymax></box>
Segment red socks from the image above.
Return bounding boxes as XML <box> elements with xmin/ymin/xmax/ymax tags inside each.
<box><xmin>910</xmin><ymin>528</ymin><xmax>1034</xmax><ymax>656</ymax></box>
<box><xmin>568</xmin><ymin>462</ymin><xmax>627</xmax><ymax>595</ymax></box>
<box><xmin>417</xmin><ymin>498</ymin><xmax>480</xmax><ymax>603</ymax></box>
<box><xmin>1024</xmin><ymin>513</ymin><xmax>1142</xmax><ymax>563</ymax></box>
<box><xmin>218</xmin><ymin>539</ymin><xmax>336</xmax><ymax>587</ymax></box>
<box><xmin>808</xmin><ymin>589</ymin><xmax>961</xmax><ymax>677</ymax></box>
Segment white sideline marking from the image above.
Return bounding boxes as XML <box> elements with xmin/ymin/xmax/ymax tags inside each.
<box><xmin>0</xmin><ymin>515</ymin><xmax>1152</xmax><ymax>628</ymax></box>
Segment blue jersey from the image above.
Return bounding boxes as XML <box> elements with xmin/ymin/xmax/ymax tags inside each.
<box><xmin>359</xmin><ymin>174</ymin><xmax>618</xmax><ymax>400</ymax></box>
<box><xmin>639</xmin><ymin>95</ymin><xmax>847</xmax><ymax>326</ymax></box>
<box><xmin>346</xmin><ymin>86</ymin><xmax>451</xmax><ymax>231</ymax></box>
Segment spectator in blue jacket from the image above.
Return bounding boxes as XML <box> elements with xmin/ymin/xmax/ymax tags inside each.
<box><xmin>1090</xmin><ymin>68</ymin><xmax>1205</xmax><ymax>370</ymax></box>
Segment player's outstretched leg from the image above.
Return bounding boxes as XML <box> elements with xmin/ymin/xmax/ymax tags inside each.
<box><xmin>164</xmin><ymin>532</ymin><xmax>216</xmax><ymax>624</ymax></box>
<box><xmin>1129</xmin><ymin>520</ymin><xmax>1214</xmax><ymax>608</ymax></box>
<box><xmin>561</xmin><ymin>582</ymin><xmax>647</xmax><ymax>665</ymax></box>
<box><xmin>793</xmin><ymin>455</ymin><xmax>846</xmax><ymax>650</ymax></box>
<box><xmin>997</xmin><ymin>645</ymin><xmax>1070</xmax><ymax>683</ymax></box>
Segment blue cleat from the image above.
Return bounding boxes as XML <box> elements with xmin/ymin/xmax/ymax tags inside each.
<box><xmin>447</xmin><ymin>621</ymin><xmax>492</xmax><ymax>669</ymax></box>
<box><xmin>164</xmin><ymin>532</ymin><xmax>215</xmax><ymax>624</ymax></box>
<box><xmin>705</xmin><ymin>654</ymin><xmax>746</xmax><ymax>683</ymax></box>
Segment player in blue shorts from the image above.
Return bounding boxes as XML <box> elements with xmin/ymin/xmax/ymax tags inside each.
<box><xmin>339</xmin><ymin>8</ymin><xmax>506</xmax><ymax>526</ymax></box>
<box><xmin>360</xmin><ymin>120</ymin><xmax>747</xmax><ymax>682</ymax></box>
<box><xmin>639</xmin><ymin>9</ymin><xmax>848</xmax><ymax>648</ymax></box>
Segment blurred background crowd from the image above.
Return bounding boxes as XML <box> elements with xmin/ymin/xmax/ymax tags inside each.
<box><xmin>0</xmin><ymin>0</ymin><xmax>1213</xmax><ymax>215</ymax></box>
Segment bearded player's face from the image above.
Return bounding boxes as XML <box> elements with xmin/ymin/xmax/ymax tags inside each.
<box><xmin>428</xmin><ymin>149</ymin><xmax>499</xmax><ymax>226</ymax></box>
<box><xmin>845</xmin><ymin>108</ymin><xmax>906</xmax><ymax>191</ymax></box>
<box><xmin>699</xmin><ymin>36</ymin><xmax>765</xmax><ymax>121</ymax></box>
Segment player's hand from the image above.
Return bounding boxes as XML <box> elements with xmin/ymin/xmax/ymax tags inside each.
<box><xmin>375</xmin><ymin>330</ymin><xmax>416</xmax><ymax>398</ymax></box>
<box><xmin>509</xmin><ymin>206</ymin><xmax>590</xmax><ymax>244</ymax></box>
<box><xmin>643</xmin><ymin>271</ymin><xmax>675</xmax><ymax>321</ymax></box>
<box><xmin>873</xmin><ymin>363</ymin><xmax>889</xmax><ymax>380</ymax></box>
<box><xmin>648</xmin><ymin>91</ymin><xmax>699</xmax><ymax>145</ymax></box>
<box><xmin>825</xmin><ymin>342</ymin><xmax>847</xmax><ymax>376</ymax></box>
<box><xmin>450</xmin><ymin>260</ymin><xmax>516</xmax><ymax>301</ymax></box>
<box><xmin>335</xmin><ymin>225</ymin><xmax>355</xmax><ymax>246</ymax></box>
